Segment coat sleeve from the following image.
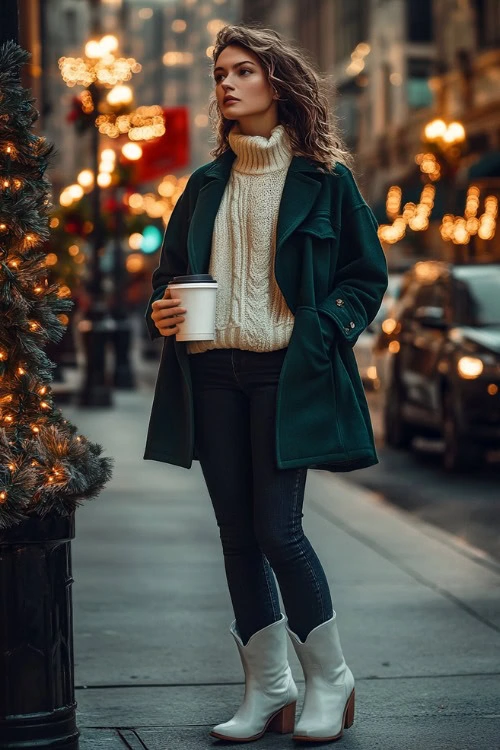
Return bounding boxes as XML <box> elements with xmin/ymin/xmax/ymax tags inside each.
<box><xmin>144</xmin><ymin>185</ymin><xmax>190</xmax><ymax>342</ymax></box>
<box><xmin>317</xmin><ymin>167</ymin><xmax>388</xmax><ymax>346</ymax></box>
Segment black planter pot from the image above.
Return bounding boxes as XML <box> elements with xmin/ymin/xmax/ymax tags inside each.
<box><xmin>0</xmin><ymin>513</ymin><xmax>79</xmax><ymax>749</ymax></box>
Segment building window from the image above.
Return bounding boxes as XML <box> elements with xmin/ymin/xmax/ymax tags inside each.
<box><xmin>406</xmin><ymin>0</ymin><xmax>433</xmax><ymax>43</ymax></box>
<box><xmin>407</xmin><ymin>58</ymin><xmax>433</xmax><ymax>109</ymax></box>
<box><xmin>333</xmin><ymin>0</ymin><xmax>368</xmax><ymax>63</ymax></box>
<box><xmin>65</xmin><ymin>9</ymin><xmax>78</xmax><ymax>45</ymax></box>
<box><xmin>468</xmin><ymin>132</ymin><xmax>490</xmax><ymax>155</ymax></box>
<box><xmin>336</xmin><ymin>92</ymin><xmax>359</xmax><ymax>148</ymax></box>
<box><xmin>476</xmin><ymin>0</ymin><xmax>500</xmax><ymax>49</ymax></box>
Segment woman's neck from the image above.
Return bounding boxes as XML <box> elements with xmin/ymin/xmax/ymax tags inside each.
<box><xmin>233</xmin><ymin>112</ymin><xmax>281</xmax><ymax>139</ymax></box>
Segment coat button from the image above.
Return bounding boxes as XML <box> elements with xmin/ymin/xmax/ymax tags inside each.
<box><xmin>336</xmin><ymin>298</ymin><xmax>344</xmax><ymax>306</ymax></box>
<box><xmin>350</xmin><ymin>321</ymin><xmax>355</xmax><ymax>328</ymax></box>
<box><xmin>344</xmin><ymin>327</ymin><xmax>350</xmax><ymax>334</ymax></box>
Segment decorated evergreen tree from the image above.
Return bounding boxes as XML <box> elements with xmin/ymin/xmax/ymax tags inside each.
<box><xmin>0</xmin><ymin>42</ymin><xmax>113</xmax><ymax>529</ymax></box>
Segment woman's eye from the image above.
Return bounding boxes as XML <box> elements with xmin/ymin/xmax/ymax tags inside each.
<box><xmin>214</xmin><ymin>69</ymin><xmax>251</xmax><ymax>83</ymax></box>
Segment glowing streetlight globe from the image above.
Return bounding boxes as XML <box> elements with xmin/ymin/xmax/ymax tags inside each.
<box><xmin>122</xmin><ymin>142</ymin><xmax>142</xmax><ymax>160</ymax></box>
<box><xmin>424</xmin><ymin>118</ymin><xmax>447</xmax><ymax>141</ymax></box>
<box><xmin>85</xmin><ymin>40</ymin><xmax>102</xmax><ymax>59</ymax></box>
<box><xmin>107</xmin><ymin>84</ymin><xmax>133</xmax><ymax>106</ymax></box>
<box><xmin>446</xmin><ymin>122</ymin><xmax>466</xmax><ymax>143</ymax></box>
<box><xmin>100</xmin><ymin>35</ymin><xmax>119</xmax><ymax>54</ymax></box>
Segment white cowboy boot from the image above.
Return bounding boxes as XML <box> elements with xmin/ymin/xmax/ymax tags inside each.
<box><xmin>210</xmin><ymin>613</ymin><xmax>298</xmax><ymax>742</ymax></box>
<box><xmin>286</xmin><ymin>614</ymin><xmax>355</xmax><ymax>742</ymax></box>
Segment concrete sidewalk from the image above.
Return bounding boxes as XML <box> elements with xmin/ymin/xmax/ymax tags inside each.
<box><xmin>60</xmin><ymin>369</ymin><xmax>500</xmax><ymax>750</ymax></box>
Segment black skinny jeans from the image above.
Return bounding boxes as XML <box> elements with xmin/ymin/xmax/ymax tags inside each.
<box><xmin>189</xmin><ymin>346</ymin><xmax>334</xmax><ymax>646</ymax></box>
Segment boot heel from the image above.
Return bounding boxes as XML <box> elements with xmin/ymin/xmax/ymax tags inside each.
<box><xmin>268</xmin><ymin>701</ymin><xmax>296</xmax><ymax>734</ymax></box>
<box><xmin>344</xmin><ymin>689</ymin><xmax>355</xmax><ymax>728</ymax></box>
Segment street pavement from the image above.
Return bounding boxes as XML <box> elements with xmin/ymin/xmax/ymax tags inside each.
<box><xmin>57</xmin><ymin>347</ymin><xmax>500</xmax><ymax>750</ymax></box>
<box><xmin>347</xmin><ymin>391</ymin><xmax>500</xmax><ymax>563</ymax></box>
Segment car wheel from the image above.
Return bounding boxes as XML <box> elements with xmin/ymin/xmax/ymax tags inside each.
<box><xmin>384</xmin><ymin>382</ymin><xmax>413</xmax><ymax>449</ymax></box>
<box><xmin>442</xmin><ymin>391</ymin><xmax>482</xmax><ymax>473</ymax></box>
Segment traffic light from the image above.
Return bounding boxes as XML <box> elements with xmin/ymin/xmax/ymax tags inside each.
<box><xmin>141</xmin><ymin>225</ymin><xmax>162</xmax><ymax>254</ymax></box>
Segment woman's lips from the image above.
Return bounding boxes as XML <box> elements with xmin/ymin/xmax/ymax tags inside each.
<box><xmin>224</xmin><ymin>98</ymin><xmax>239</xmax><ymax>105</ymax></box>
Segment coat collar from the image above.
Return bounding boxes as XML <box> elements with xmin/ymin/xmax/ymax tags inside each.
<box><xmin>187</xmin><ymin>147</ymin><xmax>324</xmax><ymax>276</ymax></box>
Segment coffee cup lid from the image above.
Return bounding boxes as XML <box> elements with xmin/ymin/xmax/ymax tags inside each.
<box><xmin>171</xmin><ymin>274</ymin><xmax>216</xmax><ymax>283</ymax></box>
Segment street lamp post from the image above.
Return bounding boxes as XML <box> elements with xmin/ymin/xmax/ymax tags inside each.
<box><xmin>75</xmin><ymin>3</ymin><xmax>114</xmax><ymax>406</ymax></box>
<box><xmin>423</xmin><ymin>117</ymin><xmax>469</xmax><ymax>260</ymax></box>
<box><xmin>423</xmin><ymin>118</ymin><xmax>466</xmax><ymax>176</ymax></box>
<box><xmin>58</xmin><ymin>14</ymin><xmax>142</xmax><ymax>405</ymax></box>
<box><xmin>110</xmin><ymin>182</ymin><xmax>136</xmax><ymax>388</ymax></box>
<box><xmin>78</xmin><ymin>78</ymin><xmax>115</xmax><ymax>406</ymax></box>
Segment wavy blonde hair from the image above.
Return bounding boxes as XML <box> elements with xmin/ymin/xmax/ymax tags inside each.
<box><xmin>208</xmin><ymin>24</ymin><xmax>353</xmax><ymax>173</ymax></box>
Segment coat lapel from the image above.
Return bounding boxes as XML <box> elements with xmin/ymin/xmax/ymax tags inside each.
<box><xmin>187</xmin><ymin>150</ymin><xmax>235</xmax><ymax>275</ymax></box>
<box><xmin>187</xmin><ymin>149</ymin><xmax>324</xmax><ymax>275</ymax></box>
<box><xmin>275</xmin><ymin>159</ymin><xmax>323</xmax><ymax>253</ymax></box>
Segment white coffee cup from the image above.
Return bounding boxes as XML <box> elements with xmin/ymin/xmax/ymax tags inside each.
<box><xmin>168</xmin><ymin>274</ymin><xmax>218</xmax><ymax>341</ymax></box>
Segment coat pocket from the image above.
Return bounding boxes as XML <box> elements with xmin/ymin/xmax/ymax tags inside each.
<box><xmin>276</xmin><ymin>306</ymin><xmax>343</xmax><ymax>463</ymax></box>
<box><xmin>331</xmin><ymin>341</ymin><xmax>375</xmax><ymax>451</ymax></box>
<box><xmin>296</xmin><ymin>214</ymin><xmax>336</xmax><ymax>240</ymax></box>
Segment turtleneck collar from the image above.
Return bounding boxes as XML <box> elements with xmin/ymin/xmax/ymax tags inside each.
<box><xmin>228</xmin><ymin>123</ymin><xmax>293</xmax><ymax>175</ymax></box>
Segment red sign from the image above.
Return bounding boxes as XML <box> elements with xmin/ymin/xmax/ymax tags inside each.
<box><xmin>131</xmin><ymin>106</ymin><xmax>190</xmax><ymax>183</ymax></box>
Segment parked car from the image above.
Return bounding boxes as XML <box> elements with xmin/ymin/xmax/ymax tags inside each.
<box><xmin>381</xmin><ymin>261</ymin><xmax>500</xmax><ymax>471</ymax></box>
<box><xmin>354</xmin><ymin>273</ymin><xmax>403</xmax><ymax>389</ymax></box>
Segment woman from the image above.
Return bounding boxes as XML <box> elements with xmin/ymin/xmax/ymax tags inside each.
<box><xmin>145</xmin><ymin>24</ymin><xmax>388</xmax><ymax>744</ymax></box>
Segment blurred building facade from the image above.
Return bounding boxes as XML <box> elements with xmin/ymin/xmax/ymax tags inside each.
<box><xmin>242</xmin><ymin>0</ymin><xmax>500</xmax><ymax>263</ymax></box>
<box><xmin>18</xmin><ymin>0</ymin><xmax>500</xmax><ymax>264</ymax></box>
<box><xmin>20</xmin><ymin>0</ymin><xmax>243</xmax><ymax>192</ymax></box>
<box><xmin>243</xmin><ymin>0</ymin><xmax>435</xmax><ymax>201</ymax></box>
<box><xmin>120</xmin><ymin>0</ymin><xmax>242</xmax><ymax>171</ymax></box>
<box><xmin>432</xmin><ymin>1</ymin><xmax>500</xmax><ymax>159</ymax></box>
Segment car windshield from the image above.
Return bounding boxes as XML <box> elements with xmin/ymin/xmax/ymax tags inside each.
<box><xmin>454</xmin><ymin>267</ymin><xmax>500</xmax><ymax>326</ymax></box>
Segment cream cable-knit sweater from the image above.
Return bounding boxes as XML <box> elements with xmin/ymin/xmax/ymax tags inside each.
<box><xmin>187</xmin><ymin>123</ymin><xmax>296</xmax><ymax>355</ymax></box>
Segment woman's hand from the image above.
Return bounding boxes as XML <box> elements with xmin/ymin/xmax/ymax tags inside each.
<box><xmin>151</xmin><ymin>287</ymin><xmax>186</xmax><ymax>337</ymax></box>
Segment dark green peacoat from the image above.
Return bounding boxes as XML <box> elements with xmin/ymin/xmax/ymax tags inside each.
<box><xmin>143</xmin><ymin>149</ymin><xmax>388</xmax><ymax>472</ymax></box>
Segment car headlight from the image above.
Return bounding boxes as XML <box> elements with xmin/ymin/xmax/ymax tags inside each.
<box><xmin>457</xmin><ymin>356</ymin><xmax>484</xmax><ymax>379</ymax></box>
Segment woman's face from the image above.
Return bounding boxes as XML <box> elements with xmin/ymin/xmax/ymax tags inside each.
<box><xmin>213</xmin><ymin>44</ymin><xmax>276</xmax><ymax>121</ymax></box>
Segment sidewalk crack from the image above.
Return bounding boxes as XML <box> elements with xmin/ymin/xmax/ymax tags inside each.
<box><xmin>117</xmin><ymin>728</ymin><xmax>149</xmax><ymax>749</ymax></box>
